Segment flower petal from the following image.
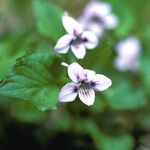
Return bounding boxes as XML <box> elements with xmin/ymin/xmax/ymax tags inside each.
<box><xmin>84</xmin><ymin>1</ymin><xmax>111</xmax><ymax>18</ymax></box>
<box><xmin>103</xmin><ymin>14</ymin><xmax>119</xmax><ymax>29</ymax></box>
<box><xmin>79</xmin><ymin>88</ymin><xmax>95</xmax><ymax>106</ymax></box>
<box><xmin>58</xmin><ymin>82</ymin><xmax>78</xmax><ymax>102</ymax></box>
<box><xmin>116</xmin><ymin>37</ymin><xmax>141</xmax><ymax>58</ymax></box>
<box><xmin>62</xmin><ymin>15</ymin><xmax>83</xmax><ymax>35</ymax></box>
<box><xmin>68</xmin><ymin>62</ymin><xmax>84</xmax><ymax>83</ymax></box>
<box><xmin>71</xmin><ymin>44</ymin><xmax>86</xmax><ymax>59</ymax></box>
<box><xmin>82</xmin><ymin>31</ymin><xmax>99</xmax><ymax>49</ymax></box>
<box><xmin>92</xmin><ymin>74</ymin><xmax>112</xmax><ymax>91</ymax></box>
<box><xmin>114</xmin><ymin>57</ymin><xmax>129</xmax><ymax>71</ymax></box>
<box><xmin>87</xmin><ymin>23</ymin><xmax>104</xmax><ymax>38</ymax></box>
<box><xmin>97</xmin><ymin>2</ymin><xmax>112</xmax><ymax>17</ymax></box>
<box><xmin>82</xmin><ymin>69</ymin><xmax>96</xmax><ymax>82</ymax></box>
<box><xmin>114</xmin><ymin>56</ymin><xmax>138</xmax><ymax>71</ymax></box>
<box><xmin>54</xmin><ymin>34</ymin><xmax>74</xmax><ymax>53</ymax></box>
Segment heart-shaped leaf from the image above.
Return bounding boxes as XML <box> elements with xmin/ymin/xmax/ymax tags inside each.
<box><xmin>0</xmin><ymin>51</ymin><xmax>60</xmax><ymax>111</ymax></box>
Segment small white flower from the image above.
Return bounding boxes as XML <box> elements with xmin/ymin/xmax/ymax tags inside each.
<box><xmin>54</xmin><ymin>14</ymin><xmax>98</xmax><ymax>59</ymax></box>
<box><xmin>114</xmin><ymin>36</ymin><xmax>141</xmax><ymax>71</ymax></box>
<box><xmin>59</xmin><ymin>62</ymin><xmax>112</xmax><ymax>106</ymax></box>
<box><xmin>79</xmin><ymin>1</ymin><xmax>119</xmax><ymax>37</ymax></box>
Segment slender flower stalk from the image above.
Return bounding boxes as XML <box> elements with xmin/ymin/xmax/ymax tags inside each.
<box><xmin>54</xmin><ymin>14</ymin><xmax>98</xmax><ymax>59</ymax></box>
<box><xmin>61</xmin><ymin>62</ymin><xmax>69</xmax><ymax>67</ymax></box>
<box><xmin>59</xmin><ymin>62</ymin><xmax>112</xmax><ymax>106</ymax></box>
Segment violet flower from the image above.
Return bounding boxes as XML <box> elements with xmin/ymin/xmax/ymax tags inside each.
<box><xmin>59</xmin><ymin>62</ymin><xmax>112</xmax><ymax>106</ymax></box>
<box><xmin>54</xmin><ymin>14</ymin><xmax>98</xmax><ymax>59</ymax></box>
<box><xmin>114</xmin><ymin>36</ymin><xmax>141</xmax><ymax>71</ymax></box>
<box><xmin>79</xmin><ymin>1</ymin><xmax>119</xmax><ymax>37</ymax></box>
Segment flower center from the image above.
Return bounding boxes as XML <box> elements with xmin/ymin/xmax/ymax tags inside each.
<box><xmin>70</xmin><ymin>36</ymin><xmax>88</xmax><ymax>46</ymax></box>
<box><xmin>80</xmin><ymin>80</ymin><xmax>91</xmax><ymax>90</ymax></box>
<box><xmin>74</xmin><ymin>36</ymin><xmax>83</xmax><ymax>45</ymax></box>
<box><xmin>79</xmin><ymin>81</ymin><xmax>92</xmax><ymax>98</ymax></box>
<box><xmin>91</xmin><ymin>15</ymin><xmax>104</xmax><ymax>25</ymax></box>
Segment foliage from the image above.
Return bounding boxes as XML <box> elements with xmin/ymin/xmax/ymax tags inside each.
<box><xmin>0</xmin><ymin>0</ymin><xmax>149</xmax><ymax>149</ymax></box>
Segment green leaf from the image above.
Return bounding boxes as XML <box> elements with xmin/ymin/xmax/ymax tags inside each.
<box><xmin>104</xmin><ymin>77</ymin><xmax>146</xmax><ymax>110</ymax></box>
<box><xmin>99</xmin><ymin>133</ymin><xmax>133</xmax><ymax>150</ymax></box>
<box><xmin>84</xmin><ymin>120</ymin><xmax>134</xmax><ymax>150</ymax></box>
<box><xmin>90</xmin><ymin>96</ymin><xmax>106</xmax><ymax>113</ymax></box>
<box><xmin>0</xmin><ymin>32</ymin><xmax>35</xmax><ymax>80</ymax></box>
<box><xmin>9</xmin><ymin>100</ymin><xmax>47</xmax><ymax>123</ymax></box>
<box><xmin>0</xmin><ymin>51</ymin><xmax>60</xmax><ymax>111</ymax></box>
<box><xmin>138</xmin><ymin>58</ymin><xmax>150</xmax><ymax>95</ymax></box>
<box><xmin>137</xmin><ymin>112</ymin><xmax>150</xmax><ymax>130</ymax></box>
<box><xmin>33</xmin><ymin>0</ymin><xmax>64</xmax><ymax>41</ymax></box>
<box><xmin>143</xmin><ymin>27</ymin><xmax>150</xmax><ymax>55</ymax></box>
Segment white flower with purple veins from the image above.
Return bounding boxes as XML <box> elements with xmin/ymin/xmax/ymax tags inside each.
<box><xmin>59</xmin><ymin>62</ymin><xmax>112</xmax><ymax>106</ymax></box>
<box><xmin>54</xmin><ymin>14</ymin><xmax>98</xmax><ymax>59</ymax></box>
<box><xmin>114</xmin><ymin>36</ymin><xmax>141</xmax><ymax>71</ymax></box>
<box><xmin>79</xmin><ymin>1</ymin><xmax>119</xmax><ymax>37</ymax></box>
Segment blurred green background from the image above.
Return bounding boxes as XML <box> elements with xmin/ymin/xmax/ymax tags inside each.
<box><xmin>0</xmin><ymin>0</ymin><xmax>150</xmax><ymax>149</ymax></box>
